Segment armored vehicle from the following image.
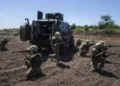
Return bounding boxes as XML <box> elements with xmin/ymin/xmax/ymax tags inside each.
<box><xmin>19</xmin><ymin>11</ymin><xmax>74</xmax><ymax>52</ymax></box>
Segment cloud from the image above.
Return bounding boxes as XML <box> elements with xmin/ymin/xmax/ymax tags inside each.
<box><xmin>0</xmin><ymin>12</ymin><xmax>6</xmax><ymax>16</ymax></box>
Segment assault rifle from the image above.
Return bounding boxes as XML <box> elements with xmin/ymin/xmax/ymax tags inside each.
<box><xmin>98</xmin><ymin>51</ymin><xmax>120</xmax><ymax>56</ymax></box>
<box><xmin>105</xmin><ymin>44</ymin><xmax>120</xmax><ymax>48</ymax></box>
<box><xmin>105</xmin><ymin>44</ymin><xmax>120</xmax><ymax>56</ymax></box>
<box><xmin>97</xmin><ymin>49</ymin><xmax>120</xmax><ymax>58</ymax></box>
<box><xmin>12</xmin><ymin>50</ymin><xmax>32</xmax><ymax>58</ymax></box>
<box><xmin>12</xmin><ymin>50</ymin><xmax>32</xmax><ymax>68</ymax></box>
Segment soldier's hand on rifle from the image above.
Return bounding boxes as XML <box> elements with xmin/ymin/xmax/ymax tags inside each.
<box><xmin>96</xmin><ymin>51</ymin><xmax>107</xmax><ymax>57</ymax></box>
<box><xmin>12</xmin><ymin>50</ymin><xmax>23</xmax><ymax>53</ymax></box>
<box><xmin>99</xmin><ymin>52</ymin><xmax>105</xmax><ymax>55</ymax></box>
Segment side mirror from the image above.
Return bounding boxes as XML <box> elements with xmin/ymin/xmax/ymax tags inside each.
<box><xmin>25</xmin><ymin>18</ymin><xmax>29</xmax><ymax>25</ymax></box>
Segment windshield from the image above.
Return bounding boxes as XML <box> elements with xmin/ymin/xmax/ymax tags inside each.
<box><xmin>38</xmin><ymin>22</ymin><xmax>53</xmax><ymax>34</ymax></box>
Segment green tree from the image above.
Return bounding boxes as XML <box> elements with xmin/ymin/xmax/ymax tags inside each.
<box><xmin>92</xmin><ymin>25</ymin><xmax>98</xmax><ymax>30</ymax></box>
<box><xmin>98</xmin><ymin>15</ymin><xmax>115</xmax><ymax>29</ymax></box>
<box><xmin>98</xmin><ymin>21</ymin><xmax>106</xmax><ymax>29</ymax></box>
<box><xmin>71</xmin><ymin>23</ymin><xmax>76</xmax><ymax>30</ymax></box>
<box><xmin>84</xmin><ymin>24</ymin><xmax>89</xmax><ymax>31</ymax></box>
<box><xmin>101</xmin><ymin>15</ymin><xmax>111</xmax><ymax>25</ymax></box>
<box><xmin>89</xmin><ymin>25</ymin><xmax>93</xmax><ymax>28</ymax></box>
<box><xmin>106</xmin><ymin>23</ymin><xmax>119</xmax><ymax>29</ymax></box>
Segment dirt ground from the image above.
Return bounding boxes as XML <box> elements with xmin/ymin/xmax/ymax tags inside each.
<box><xmin>74</xmin><ymin>34</ymin><xmax>120</xmax><ymax>43</ymax></box>
<box><xmin>0</xmin><ymin>35</ymin><xmax>120</xmax><ymax>86</ymax></box>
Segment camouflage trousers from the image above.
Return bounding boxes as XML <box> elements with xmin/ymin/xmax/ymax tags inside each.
<box><xmin>91</xmin><ymin>59</ymin><xmax>105</xmax><ymax>71</ymax></box>
<box><xmin>51</xmin><ymin>45</ymin><xmax>60</xmax><ymax>64</ymax></box>
<box><xmin>24</xmin><ymin>60</ymin><xmax>43</xmax><ymax>79</ymax></box>
<box><xmin>26</xmin><ymin>67</ymin><xmax>42</xmax><ymax>79</ymax></box>
<box><xmin>79</xmin><ymin>50</ymin><xmax>88</xmax><ymax>57</ymax></box>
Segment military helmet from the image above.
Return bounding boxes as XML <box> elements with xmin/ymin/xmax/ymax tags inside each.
<box><xmin>99</xmin><ymin>41</ymin><xmax>105</xmax><ymax>46</ymax></box>
<box><xmin>77</xmin><ymin>38</ymin><xmax>80</xmax><ymax>41</ymax></box>
<box><xmin>4</xmin><ymin>37</ymin><xmax>7</xmax><ymax>39</ymax></box>
<box><xmin>76</xmin><ymin>38</ymin><xmax>81</xmax><ymax>46</ymax></box>
<box><xmin>95</xmin><ymin>42</ymin><xmax>101</xmax><ymax>46</ymax></box>
<box><xmin>85</xmin><ymin>40</ymin><xmax>90</xmax><ymax>44</ymax></box>
<box><xmin>55</xmin><ymin>32</ymin><xmax>60</xmax><ymax>35</ymax></box>
<box><xmin>95</xmin><ymin>42</ymin><xmax>102</xmax><ymax>49</ymax></box>
<box><xmin>28</xmin><ymin>45</ymin><xmax>38</xmax><ymax>52</ymax></box>
<box><xmin>3</xmin><ymin>37</ymin><xmax>7</xmax><ymax>40</ymax></box>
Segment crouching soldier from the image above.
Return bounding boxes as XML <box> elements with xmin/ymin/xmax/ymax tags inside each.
<box><xmin>51</xmin><ymin>32</ymin><xmax>63</xmax><ymax>65</ymax></box>
<box><xmin>0</xmin><ymin>37</ymin><xmax>9</xmax><ymax>51</ymax></box>
<box><xmin>25</xmin><ymin>45</ymin><xmax>43</xmax><ymax>79</ymax></box>
<box><xmin>91</xmin><ymin>41</ymin><xmax>110</xmax><ymax>72</ymax></box>
<box><xmin>79</xmin><ymin>40</ymin><xmax>94</xmax><ymax>57</ymax></box>
<box><xmin>75</xmin><ymin>38</ymin><xmax>82</xmax><ymax>51</ymax></box>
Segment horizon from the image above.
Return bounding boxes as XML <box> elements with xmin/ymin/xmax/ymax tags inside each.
<box><xmin>0</xmin><ymin>0</ymin><xmax>120</xmax><ymax>29</ymax></box>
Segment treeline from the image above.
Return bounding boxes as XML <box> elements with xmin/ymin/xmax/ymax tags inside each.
<box><xmin>71</xmin><ymin>15</ymin><xmax>120</xmax><ymax>31</ymax></box>
<box><xmin>0</xmin><ymin>28</ymin><xmax>19</xmax><ymax>35</ymax></box>
<box><xmin>0</xmin><ymin>15</ymin><xmax>120</xmax><ymax>35</ymax></box>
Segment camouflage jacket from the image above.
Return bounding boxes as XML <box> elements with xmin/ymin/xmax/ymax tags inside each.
<box><xmin>51</xmin><ymin>36</ymin><xmax>63</xmax><ymax>47</ymax></box>
<box><xmin>76</xmin><ymin>40</ymin><xmax>81</xmax><ymax>46</ymax></box>
<box><xmin>0</xmin><ymin>39</ymin><xmax>8</xmax><ymax>45</ymax></box>
<box><xmin>91</xmin><ymin>47</ymin><xmax>109</xmax><ymax>61</ymax></box>
<box><xmin>26</xmin><ymin>53</ymin><xmax>43</xmax><ymax>68</ymax></box>
<box><xmin>80</xmin><ymin>43</ymin><xmax>91</xmax><ymax>52</ymax></box>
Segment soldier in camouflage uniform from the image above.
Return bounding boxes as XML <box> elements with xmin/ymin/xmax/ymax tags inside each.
<box><xmin>51</xmin><ymin>32</ymin><xmax>63</xmax><ymax>65</ymax></box>
<box><xmin>0</xmin><ymin>37</ymin><xmax>9</xmax><ymax>51</ymax></box>
<box><xmin>25</xmin><ymin>45</ymin><xmax>43</xmax><ymax>79</ymax></box>
<box><xmin>91</xmin><ymin>41</ymin><xmax>110</xmax><ymax>72</ymax></box>
<box><xmin>76</xmin><ymin>38</ymin><xmax>82</xmax><ymax>47</ymax></box>
<box><xmin>79</xmin><ymin>40</ymin><xmax>93</xmax><ymax>57</ymax></box>
<box><xmin>75</xmin><ymin>38</ymin><xmax>82</xmax><ymax>50</ymax></box>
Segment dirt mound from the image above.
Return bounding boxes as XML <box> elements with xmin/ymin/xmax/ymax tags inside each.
<box><xmin>0</xmin><ymin>35</ymin><xmax>120</xmax><ymax>86</ymax></box>
<box><xmin>73</xmin><ymin>29</ymin><xmax>120</xmax><ymax>36</ymax></box>
<box><xmin>91</xmin><ymin>29</ymin><xmax>120</xmax><ymax>36</ymax></box>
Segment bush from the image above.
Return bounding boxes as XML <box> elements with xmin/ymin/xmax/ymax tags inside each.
<box><xmin>71</xmin><ymin>23</ymin><xmax>76</xmax><ymax>30</ymax></box>
<box><xmin>92</xmin><ymin>26</ymin><xmax>98</xmax><ymax>30</ymax></box>
<box><xmin>84</xmin><ymin>25</ymin><xmax>89</xmax><ymax>32</ymax></box>
<box><xmin>90</xmin><ymin>39</ymin><xmax>96</xmax><ymax>43</ymax></box>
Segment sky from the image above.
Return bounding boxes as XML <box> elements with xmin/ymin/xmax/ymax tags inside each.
<box><xmin>0</xmin><ymin>0</ymin><xmax>120</xmax><ymax>29</ymax></box>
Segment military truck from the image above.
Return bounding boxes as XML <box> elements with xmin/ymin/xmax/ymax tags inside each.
<box><xmin>19</xmin><ymin>11</ymin><xmax>74</xmax><ymax>52</ymax></box>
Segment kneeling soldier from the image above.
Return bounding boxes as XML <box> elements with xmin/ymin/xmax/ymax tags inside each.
<box><xmin>75</xmin><ymin>38</ymin><xmax>82</xmax><ymax>51</ymax></box>
<box><xmin>0</xmin><ymin>37</ymin><xmax>9</xmax><ymax>51</ymax></box>
<box><xmin>25</xmin><ymin>45</ymin><xmax>43</xmax><ymax>79</ymax></box>
<box><xmin>91</xmin><ymin>41</ymin><xmax>110</xmax><ymax>72</ymax></box>
<box><xmin>79</xmin><ymin>40</ymin><xmax>93</xmax><ymax>57</ymax></box>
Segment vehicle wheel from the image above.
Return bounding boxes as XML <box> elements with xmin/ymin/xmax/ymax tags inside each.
<box><xmin>20</xmin><ymin>23</ymin><xmax>31</xmax><ymax>41</ymax></box>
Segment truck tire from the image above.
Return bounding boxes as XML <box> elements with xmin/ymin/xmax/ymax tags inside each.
<box><xmin>20</xmin><ymin>24</ymin><xmax>27</xmax><ymax>41</ymax></box>
<box><xmin>20</xmin><ymin>23</ymin><xmax>31</xmax><ymax>41</ymax></box>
